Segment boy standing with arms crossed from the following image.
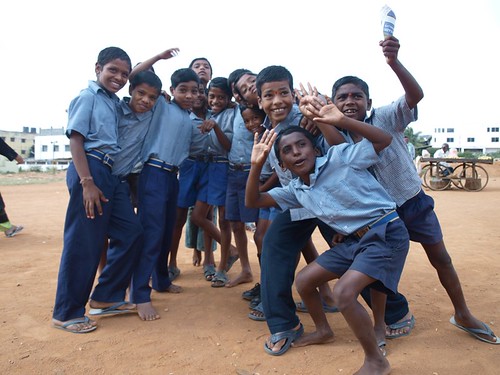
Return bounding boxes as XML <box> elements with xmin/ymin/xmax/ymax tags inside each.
<box><xmin>52</xmin><ymin>47</ymin><xmax>142</xmax><ymax>333</ymax></box>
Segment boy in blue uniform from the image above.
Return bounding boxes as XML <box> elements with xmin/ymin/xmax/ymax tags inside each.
<box><xmin>52</xmin><ymin>47</ymin><xmax>142</xmax><ymax>333</ymax></box>
<box><xmin>324</xmin><ymin>35</ymin><xmax>498</xmax><ymax>345</ymax></box>
<box><xmin>246</xmin><ymin>120</ymin><xmax>409</xmax><ymax>374</ymax></box>
<box><xmin>130</xmin><ymin>68</ymin><xmax>200</xmax><ymax>321</ymax></box>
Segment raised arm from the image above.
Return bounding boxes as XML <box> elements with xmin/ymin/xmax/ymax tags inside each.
<box><xmin>312</xmin><ymin>103</ymin><xmax>392</xmax><ymax>153</ymax></box>
<box><xmin>245</xmin><ymin>130</ymin><xmax>279</xmax><ymax>208</ymax></box>
<box><xmin>129</xmin><ymin>48</ymin><xmax>180</xmax><ymax>80</ymax></box>
<box><xmin>380</xmin><ymin>36</ymin><xmax>423</xmax><ymax>109</ymax></box>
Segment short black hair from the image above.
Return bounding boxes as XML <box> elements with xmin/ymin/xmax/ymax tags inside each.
<box><xmin>331</xmin><ymin>76</ymin><xmax>370</xmax><ymax>100</ymax></box>
<box><xmin>97</xmin><ymin>47</ymin><xmax>131</xmax><ymax>72</ymax></box>
<box><xmin>130</xmin><ymin>70</ymin><xmax>162</xmax><ymax>94</ymax></box>
<box><xmin>188</xmin><ymin>57</ymin><xmax>213</xmax><ymax>75</ymax></box>
<box><xmin>239</xmin><ymin>104</ymin><xmax>266</xmax><ymax>119</ymax></box>
<box><xmin>274</xmin><ymin>127</ymin><xmax>315</xmax><ymax>164</ymax></box>
<box><xmin>208</xmin><ymin>77</ymin><xmax>232</xmax><ymax>98</ymax></box>
<box><xmin>256</xmin><ymin>65</ymin><xmax>293</xmax><ymax>97</ymax></box>
<box><xmin>171</xmin><ymin>68</ymin><xmax>200</xmax><ymax>88</ymax></box>
<box><xmin>228</xmin><ymin>69</ymin><xmax>252</xmax><ymax>89</ymax></box>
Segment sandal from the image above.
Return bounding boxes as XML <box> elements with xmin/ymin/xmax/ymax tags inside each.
<box><xmin>248</xmin><ymin>302</ymin><xmax>266</xmax><ymax>321</ymax></box>
<box><xmin>211</xmin><ymin>271</ymin><xmax>228</xmax><ymax>288</ymax></box>
<box><xmin>203</xmin><ymin>265</ymin><xmax>216</xmax><ymax>281</ymax></box>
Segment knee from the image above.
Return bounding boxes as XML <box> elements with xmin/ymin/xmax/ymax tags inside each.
<box><xmin>295</xmin><ymin>269</ymin><xmax>310</xmax><ymax>295</ymax></box>
<box><xmin>332</xmin><ymin>283</ymin><xmax>357</xmax><ymax>311</ymax></box>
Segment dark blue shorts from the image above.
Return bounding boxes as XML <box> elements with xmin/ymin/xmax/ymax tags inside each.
<box><xmin>225</xmin><ymin>169</ymin><xmax>259</xmax><ymax>222</ymax></box>
<box><xmin>316</xmin><ymin>218</ymin><xmax>409</xmax><ymax>294</ymax></box>
<box><xmin>177</xmin><ymin>159</ymin><xmax>208</xmax><ymax>208</ymax></box>
<box><xmin>397</xmin><ymin>189</ymin><xmax>443</xmax><ymax>245</ymax></box>
<box><xmin>197</xmin><ymin>161</ymin><xmax>228</xmax><ymax>206</ymax></box>
<box><xmin>259</xmin><ymin>206</ymin><xmax>279</xmax><ymax>221</ymax></box>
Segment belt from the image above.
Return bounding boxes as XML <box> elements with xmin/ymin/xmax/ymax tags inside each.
<box><xmin>229</xmin><ymin>162</ymin><xmax>251</xmax><ymax>172</ymax></box>
<box><xmin>146</xmin><ymin>158</ymin><xmax>178</xmax><ymax>173</ymax></box>
<box><xmin>352</xmin><ymin>210</ymin><xmax>399</xmax><ymax>240</ymax></box>
<box><xmin>188</xmin><ymin>155</ymin><xmax>229</xmax><ymax>163</ymax></box>
<box><xmin>86</xmin><ymin>149</ymin><xmax>114</xmax><ymax>168</ymax></box>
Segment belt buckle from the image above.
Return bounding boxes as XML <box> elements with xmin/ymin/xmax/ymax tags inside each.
<box><xmin>354</xmin><ymin>226</ymin><xmax>370</xmax><ymax>240</ymax></box>
<box><xmin>103</xmin><ymin>154</ymin><xmax>113</xmax><ymax>167</ymax></box>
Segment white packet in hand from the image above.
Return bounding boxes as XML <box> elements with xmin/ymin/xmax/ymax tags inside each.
<box><xmin>380</xmin><ymin>5</ymin><xmax>396</xmax><ymax>37</ymax></box>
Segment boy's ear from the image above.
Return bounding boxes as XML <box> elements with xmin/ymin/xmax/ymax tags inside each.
<box><xmin>170</xmin><ymin>86</ymin><xmax>175</xmax><ymax>95</ymax></box>
<box><xmin>129</xmin><ymin>85</ymin><xmax>133</xmax><ymax>96</ymax></box>
<box><xmin>258</xmin><ymin>97</ymin><xmax>263</xmax><ymax>110</ymax></box>
<box><xmin>95</xmin><ymin>63</ymin><xmax>102</xmax><ymax>77</ymax></box>
<box><xmin>367</xmin><ymin>98</ymin><xmax>373</xmax><ymax>112</ymax></box>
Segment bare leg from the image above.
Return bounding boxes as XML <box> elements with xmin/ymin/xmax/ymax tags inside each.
<box><xmin>371</xmin><ymin>289</ymin><xmax>388</xmax><ymax>356</ymax></box>
<box><xmin>301</xmin><ymin>239</ymin><xmax>335</xmax><ymax>306</ymax></box>
<box><xmin>334</xmin><ymin>271</ymin><xmax>390</xmax><ymax>375</ymax></box>
<box><xmin>167</xmin><ymin>207</ymin><xmax>188</xmax><ymax>271</ymax></box>
<box><xmin>423</xmin><ymin>240</ymin><xmax>498</xmax><ymax>343</ymax></box>
<box><xmin>227</xmin><ymin>221</ymin><xmax>253</xmax><ymax>287</ymax></box>
<box><xmin>293</xmin><ymin>262</ymin><xmax>336</xmax><ymax>347</ymax></box>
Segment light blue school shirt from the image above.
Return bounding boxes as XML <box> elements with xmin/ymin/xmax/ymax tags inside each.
<box><xmin>366</xmin><ymin>96</ymin><xmax>421</xmax><ymax>206</ymax></box>
<box><xmin>66</xmin><ymin>80</ymin><xmax>120</xmax><ymax>155</ymax></box>
<box><xmin>228</xmin><ymin>106</ymin><xmax>254</xmax><ymax>164</ymax></box>
<box><xmin>141</xmin><ymin>99</ymin><xmax>192</xmax><ymax>166</ymax></box>
<box><xmin>268</xmin><ymin>139</ymin><xmax>396</xmax><ymax>236</ymax></box>
<box><xmin>188</xmin><ymin>110</ymin><xmax>212</xmax><ymax>157</ymax></box>
<box><xmin>206</xmin><ymin>107</ymin><xmax>235</xmax><ymax>157</ymax></box>
<box><xmin>112</xmin><ymin>97</ymin><xmax>154</xmax><ymax>178</ymax></box>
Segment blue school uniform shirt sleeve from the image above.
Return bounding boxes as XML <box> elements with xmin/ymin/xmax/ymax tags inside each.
<box><xmin>269</xmin><ymin>139</ymin><xmax>396</xmax><ymax>235</ymax></box>
<box><xmin>367</xmin><ymin>96</ymin><xmax>422</xmax><ymax>206</ymax></box>
<box><xmin>66</xmin><ymin>80</ymin><xmax>120</xmax><ymax>155</ymax></box>
<box><xmin>207</xmin><ymin>108</ymin><xmax>235</xmax><ymax>156</ymax></box>
<box><xmin>112</xmin><ymin>98</ymin><xmax>154</xmax><ymax>177</ymax></box>
<box><xmin>141</xmin><ymin>99</ymin><xmax>193</xmax><ymax>166</ymax></box>
<box><xmin>228</xmin><ymin>106</ymin><xmax>254</xmax><ymax>164</ymax></box>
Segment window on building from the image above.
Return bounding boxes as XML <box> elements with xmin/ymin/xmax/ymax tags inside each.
<box><xmin>446</xmin><ymin>138</ymin><xmax>454</xmax><ymax>142</ymax></box>
<box><xmin>467</xmin><ymin>137</ymin><xmax>475</xmax><ymax>142</ymax></box>
<box><xmin>21</xmin><ymin>150</ymin><xmax>26</xmax><ymax>155</ymax></box>
<box><xmin>446</xmin><ymin>128</ymin><xmax>454</xmax><ymax>133</ymax></box>
<box><xmin>42</xmin><ymin>145</ymin><xmax>48</xmax><ymax>152</ymax></box>
<box><xmin>492</xmin><ymin>137</ymin><xmax>499</xmax><ymax>143</ymax></box>
<box><xmin>492</xmin><ymin>127</ymin><xmax>499</xmax><ymax>132</ymax></box>
<box><xmin>21</xmin><ymin>138</ymin><xmax>26</xmax><ymax>143</ymax></box>
<box><xmin>65</xmin><ymin>145</ymin><xmax>70</xmax><ymax>152</ymax></box>
<box><xmin>54</xmin><ymin>145</ymin><xmax>59</xmax><ymax>152</ymax></box>
<box><xmin>10</xmin><ymin>137</ymin><xmax>15</xmax><ymax>142</ymax></box>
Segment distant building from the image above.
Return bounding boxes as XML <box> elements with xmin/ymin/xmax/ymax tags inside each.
<box><xmin>431</xmin><ymin>125</ymin><xmax>500</xmax><ymax>154</ymax></box>
<box><xmin>0</xmin><ymin>127</ymin><xmax>37</xmax><ymax>159</ymax></box>
<box><xmin>34</xmin><ymin>127</ymin><xmax>71</xmax><ymax>161</ymax></box>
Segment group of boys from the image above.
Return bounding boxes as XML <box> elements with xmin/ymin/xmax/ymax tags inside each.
<box><xmin>51</xmin><ymin>34</ymin><xmax>498</xmax><ymax>374</ymax></box>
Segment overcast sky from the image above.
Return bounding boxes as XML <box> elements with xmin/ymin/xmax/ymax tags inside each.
<box><xmin>1</xmin><ymin>0</ymin><xmax>499</xmax><ymax>136</ymax></box>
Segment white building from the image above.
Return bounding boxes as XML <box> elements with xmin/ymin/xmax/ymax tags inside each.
<box><xmin>34</xmin><ymin>128</ymin><xmax>71</xmax><ymax>161</ymax></box>
<box><xmin>431</xmin><ymin>125</ymin><xmax>500</xmax><ymax>154</ymax></box>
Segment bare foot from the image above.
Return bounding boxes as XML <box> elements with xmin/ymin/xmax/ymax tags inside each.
<box><xmin>226</xmin><ymin>271</ymin><xmax>253</xmax><ymax>288</ymax></box>
<box><xmin>165</xmin><ymin>284</ymin><xmax>183</xmax><ymax>293</ymax></box>
<box><xmin>451</xmin><ymin>315</ymin><xmax>500</xmax><ymax>344</ymax></box>
<box><xmin>52</xmin><ymin>317</ymin><xmax>97</xmax><ymax>333</ymax></box>
<box><xmin>353</xmin><ymin>357</ymin><xmax>391</xmax><ymax>375</ymax></box>
<box><xmin>137</xmin><ymin>302</ymin><xmax>160</xmax><ymax>321</ymax></box>
<box><xmin>292</xmin><ymin>329</ymin><xmax>334</xmax><ymax>347</ymax></box>
<box><xmin>192</xmin><ymin>249</ymin><xmax>201</xmax><ymax>266</ymax></box>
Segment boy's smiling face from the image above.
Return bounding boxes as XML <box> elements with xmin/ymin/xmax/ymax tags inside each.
<box><xmin>129</xmin><ymin>83</ymin><xmax>160</xmax><ymax>114</ymax></box>
<box><xmin>258</xmin><ymin>80</ymin><xmax>295</xmax><ymax>126</ymax></box>
<box><xmin>95</xmin><ymin>58</ymin><xmax>130</xmax><ymax>94</ymax></box>
<box><xmin>332</xmin><ymin>83</ymin><xmax>372</xmax><ymax>122</ymax></box>
<box><xmin>207</xmin><ymin>86</ymin><xmax>230</xmax><ymax>114</ymax></box>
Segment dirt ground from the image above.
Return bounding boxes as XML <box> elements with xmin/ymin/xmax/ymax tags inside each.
<box><xmin>1</xmin><ymin>162</ymin><xmax>500</xmax><ymax>375</ymax></box>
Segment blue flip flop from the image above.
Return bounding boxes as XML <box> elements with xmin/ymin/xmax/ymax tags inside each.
<box><xmin>53</xmin><ymin>316</ymin><xmax>97</xmax><ymax>333</ymax></box>
<box><xmin>450</xmin><ymin>316</ymin><xmax>500</xmax><ymax>345</ymax></box>
<box><xmin>248</xmin><ymin>302</ymin><xmax>266</xmax><ymax>321</ymax></box>
<box><xmin>264</xmin><ymin>323</ymin><xmax>304</xmax><ymax>356</ymax></box>
<box><xmin>296</xmin><ymin>300</ymin><xmax>339</xmax><ymax>313</ymax></box>
<box><xmin>386</xmin><ymin>314</ymin><xmax>415</xmax><ymax>339</ymax></box>
<box><xmin>88</xmin><ymin>301</ymin><xmax>136</xmax><ymax>316</ymax></box>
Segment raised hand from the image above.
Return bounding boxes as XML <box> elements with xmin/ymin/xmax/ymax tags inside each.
<box><xmin>157</xmin><ymin>48</ymin><xmax>180</xmax><ymax>60</ymax></box>
<box><xmin>251</xmin><ymin>129</ymin><xmax>277</xmax><ymax>167</ymax></box>
<box><xmin>379</xmin><ymin>36</ymin><xmax>400</xmax><ymax>65</ymax></box>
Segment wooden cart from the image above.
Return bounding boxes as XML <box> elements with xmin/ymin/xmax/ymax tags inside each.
<box><xmin>420</xmin><ymin>157</ymin><xmax>493</xmax><ymax>191</ymax></box>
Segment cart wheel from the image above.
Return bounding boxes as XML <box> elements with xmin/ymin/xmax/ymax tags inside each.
<box><xmin>460</xmin><ymin>165</ymin><xmax>489</xmax><ymax>191</ymax></box>
<box><xmin>420</xmin><ymin>164</ymin><xmax>431</xmax><ymax>188</ymax></box>
<box><xmin>423</xmin><ymin>165</ymin><xmax>451</xmax><ymax>191</ymax></box>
